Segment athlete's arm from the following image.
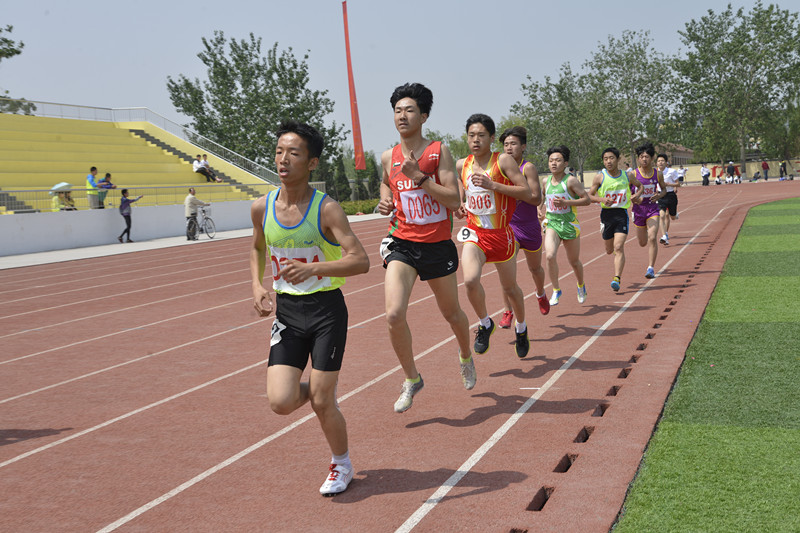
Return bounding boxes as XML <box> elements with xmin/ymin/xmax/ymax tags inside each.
<box><xmin>565</xmin><ymin>176</ymin><xmax>591</xmax><ymax>206</ymax></box>
<box><xmin>377</xmin><ymin>149</ymin><xmax>394</xmax><ymax>216</ymax></box>
<box><xmin>587</xmin><ymin>172</ymin><xmax>605</xmax><ymax>204</ymax></box>
<box><xmin>522</xmin><ymin>162</ymin><xmax>542</xmax><ymax>206</ymax></box>
<box><xmin>249</xmin><ymin>196</ymin><xmax>273</xmax><ymax>317</ymax></box>
<box><xmin>276</xmin><ymin>198</ymin><xmax>370</xmax><ymax>284</ymax></box>
<box><xmin>470</xmin><ymin>153</ymin><xmax>532</xmax><ymax>202</ymax></box>
<box><xmin>420</xmin><ymin>144</ymin><xmax>462</xmax><ymax>211</ymax></box>
<box><xmin>629</xmin><ymin>175</ymin><xmax>644</xmax><ymax>204</ymax></box>
<box><xmin>454</xmin><ymin>158</ymin><xmax>467</xmax><ymax>219</ymax></box>
<box><xmin>652</xmin><ymin>170</ymin><xmax>668</xmax><ymax>202</ymax></box>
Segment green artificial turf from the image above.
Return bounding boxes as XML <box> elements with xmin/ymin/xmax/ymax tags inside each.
<box><xmin>614</xmin><ymin>197</ymin><xmax>800</xmax><ymax>532</ymax></box>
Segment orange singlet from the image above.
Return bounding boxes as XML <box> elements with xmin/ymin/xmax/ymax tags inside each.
<box><xmin>460</xmin><ymin>152</ymin><xmax>516</xmax><ymax>230</ymax></box>
<box><xmin>387</xmin><ymin>141</ymin><xmax>453</xmax><ymax>243</ymax></box>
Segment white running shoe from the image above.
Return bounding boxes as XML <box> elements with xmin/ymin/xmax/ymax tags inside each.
<box><xmin>319</xmin><ymin>463</ymin><xmax>353</xmax><ymax>496</ymax></box>
<box><xmin>460</xmin><ymin>357</ymin><xmax>476</xmax><ymax>390</ymax></box>
<box><xmin>549</xmin><ymin>289</ymin><xmax>562</xmax><ymax>306</ymax></box>
<box><xmin>577</xmin><ymin>284</ymin><xmax>587</xmax><ymax>303</ymax></box>
<box><xmin>394</xmin><ymin>375</ymin><xmax>424</xmax><ymax>413</ymax></box>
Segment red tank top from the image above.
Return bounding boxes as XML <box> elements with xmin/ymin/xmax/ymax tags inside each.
<box><xmin>387</xmin><ymin>141</ymin><xmax>452</xmax><ymax>242</ymax></box>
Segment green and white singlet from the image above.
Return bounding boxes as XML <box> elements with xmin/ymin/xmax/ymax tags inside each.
<box><xmin>544</xmin><ymin>175</ymin><xmax>581</xmax><ymax>240</ymax></box>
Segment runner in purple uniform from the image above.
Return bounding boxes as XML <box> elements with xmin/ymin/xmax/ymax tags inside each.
<box><xmin>628</xmin><ymin>142</ymin><xmax>667</xmax><ymax>279</ymax></box>
<box><xmin>497</xmin><ymin>127</ymin><xmax>549</xmax><ymax>331</ymax></box>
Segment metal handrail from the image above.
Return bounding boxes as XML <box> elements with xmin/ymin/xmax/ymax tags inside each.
<box><xmin>0</xmin><ymin>97</ymin><xmax>280</xmax><ymax>185</ymax></box>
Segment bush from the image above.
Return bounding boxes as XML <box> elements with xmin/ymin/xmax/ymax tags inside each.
<box><xmin>339</xmin><ymin>199</ymin><xmax>380</xmax><ymax>215</ymax></box>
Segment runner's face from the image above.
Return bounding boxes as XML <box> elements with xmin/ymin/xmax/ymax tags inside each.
<box><xmin>503</xmin><ymin>136</ymin><xmax>525</xmax><ymax>162</ymax></box>
<box><xmin>394</xmin><ymin>97</ymin><xmax>427</xmax><ymax>135</ymax></box>
<box><xmin>275</xmin><ymin>132</ymin><xmax>318</xmax><ymax>181</ymax></box>
<box><xmin>637</xmin><ymin>152</ymin><xmax>652</xmax><ymax>168</ymax></box>
<box><xmin>656</xmin><ymin>157</ymin><xmax>667</xmax><ymax>171</ymax></box>
<box><xmin>548</xmin><ymin>152</ymin><xmax>567</xmax><ymax>174</ymax></box>
<box><xmin>603</xmin><ymin>153</ymin><xmax>619</xmax><ymax>173</ymax></box>
<box><xmin>467</xmin><ymin>123</ymin><xmax>493</xmax><ymax>157</ymax></box>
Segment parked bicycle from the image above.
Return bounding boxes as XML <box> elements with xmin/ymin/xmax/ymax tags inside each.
<box><xmin>188</xmin><ymin>206</ymin><xmax>216</xmax><ymax>240</ymax></box>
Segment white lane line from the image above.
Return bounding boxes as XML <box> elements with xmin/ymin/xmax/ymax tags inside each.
<box><xmin>0</xmin><ymin>320</ymin><xmax>260</xmax><ymax>404</ymax></box>
<box><xmin>0</xmin><ymin>360</ymin><xmax>267</xmax><ymax>470</ymax></box>
<box><xmin>394</xmin><ymin>198</ymin><xmax>737</xmax><ymax>532</ymax></box>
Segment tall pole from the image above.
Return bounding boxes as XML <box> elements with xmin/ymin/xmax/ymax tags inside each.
<box><xmin>342</xmin><ymin>1</ymin><xmax>366</xmax><ymax>171</ymax></box>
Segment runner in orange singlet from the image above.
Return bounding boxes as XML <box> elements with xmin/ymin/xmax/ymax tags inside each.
<box><xmin>455</xmin><ymin>114</ymin><xmax>533</xmax><ymax>359</ymax></box>
<box><xmin>378</xmin><ymin>83</ymin><xmax>474</xmax><ymax>413</ymax></box>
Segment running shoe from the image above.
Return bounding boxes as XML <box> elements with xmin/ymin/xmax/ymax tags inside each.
<box><xmin>394</xmin><ymin>375</ymin><xmax>424</xmax><ymax>413</ymax></box>
<box><xmin>660</xmin><ymin>234</ymin><xmax>669</xmax><ymax>245</ymax></box>
<box><xmin>117</xmin><ymin>236</ymin><xmax>123</xmax><ymax>243</ymax></box>
<box><xmin>498</xmin><ymin>310</ymin><xmax>514</xmax><ymax>329</ymax></box>
<box><xmin>537</xmin><ymin>294</ymin><xmax>551</xmax><ymax>315</ymax></box>
<box><xmin>319</xmin><ymin>463</ymin><xmax>353</xmax><ymax>496</ymax></box>
<box><xmin>611</xmin><ymin>278</ymin><xmax>620</xmax><ymax>292</ymax></box>
<box><xmin>577</xmin><ymin>284</ymin><xmax>587</xmax><ymax>304</ymax></box>
<box><xmin>460</xmin><ymin>356</ymin><xmax>476</xmax><ymax>390</ymax></box>
<box><xmin>645</xmin><ymin>267</ymin><xmax>656</xmax><ymax>279</ymax></box>
<box><xmin>549</xmin><ymin>289</ymin><xmax>562</xmax><ymax>306</ymax></box>
<box><xmin>515</xmin><ymin>328</ymin><xmax>530</xmax><ymax>359</ymax></box>
<box><xmin>473</xmin><ymin>319</ymin><xmax>495</xmax><ymax>354</ymax></box>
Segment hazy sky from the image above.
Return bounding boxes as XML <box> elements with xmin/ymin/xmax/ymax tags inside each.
<box><xmin>3</xmin><ymin>0</ymin><xmax>750</xmax><ymax>160</ymax></box>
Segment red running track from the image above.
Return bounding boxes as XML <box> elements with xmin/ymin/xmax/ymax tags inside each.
<box><xmin>1</xmin><ymin>181</ymin><xmax>797</xmax><ymax>532</ymax></box>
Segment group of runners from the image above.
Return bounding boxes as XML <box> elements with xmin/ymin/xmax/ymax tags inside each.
<box><xmin>248</xmin><ymin>82</ymin><xmax>682</xmax><ymax>496</ymax></box>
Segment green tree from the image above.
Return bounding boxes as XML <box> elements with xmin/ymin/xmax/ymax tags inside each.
<box><xmin>424</xmin><ymin>129</ymin><xmax>470</xmax><ymax>160</ymax></box>
<box><xmin>0</xmin><ymin>25</ymin><xmax>35</xmax><ymax>114</ymax></box>
<box><xmin>672</xmin><ymin>2</ymin><xmax>800</xmax><ymax>172</ymax></box>
<box><xmin>167</xmin><ymin>31</ymin><xmax>346</xmax><ymax>179</ymax></box>
<box><xmin>326</xmin><ymin>155</ymin><xmax>351</xmax><ymax>202</ymax></box>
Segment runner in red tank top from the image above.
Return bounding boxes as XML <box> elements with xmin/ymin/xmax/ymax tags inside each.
<box><xmin>377</xmin><ymin>83</ymin><xmax>474</xmax><ymax>413</ymax></box>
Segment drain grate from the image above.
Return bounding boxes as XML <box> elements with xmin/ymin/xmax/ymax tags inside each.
<box><xmin>526</xmin><ymin>486</ymin><xmax>554</xmax><ymax>511</ymax></box>
<box><xmin>553</xmin><ymin>453</ymin><xmax>579</xmax><ymax>473</ymax></box>
<box><xmin>574</xmin><ymin>426</ymin><xmax>594</xmax><ymax>443</ymax></box>
<box><xmin>592</xmin><ymin>402</ymin><xmax>610</xmax><ymax>417</ymax></box>
<box><xmin>607</xmin><ymin>385</ymin><xmax>622</xmax><ymax>396</ymax></box>
<box><xmin>618</xmin><ymin>368</ymin><xmax>632</xmax><ymax>379</ymax></box>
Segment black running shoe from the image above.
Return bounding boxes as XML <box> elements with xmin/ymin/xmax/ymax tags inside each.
<box><xmin>515</xmin><ymin>328</ymin><xmax>530</xmax><ymax>359</ymax></box>
<box><xmin>474</xmin><ymin>318</ymin><xmax>495</xmax><ymax>354</ymax></box>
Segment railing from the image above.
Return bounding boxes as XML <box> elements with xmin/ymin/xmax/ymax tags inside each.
<box><xmin>0</xmin><ymin>184</ymin><xmax>277</xmax><ymax>214</ymax></box>
<box><xmin>0</xmin><ymin>97</ymin><xmax>280</xmax><ymax>185</ymax></box>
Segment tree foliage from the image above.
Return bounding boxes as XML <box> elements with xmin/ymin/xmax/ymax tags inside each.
<box><xmin>672</xmin><ymin>2</ymin><xmax>800</xmax><ymax>166</ymax></box>
<box><xmin>167</xmin><ymin>31</ymin><xmax>346</xmax><ymax>179</ymax></box>
<box><xmin>0</xmin><ymin>25</ymin><xmax>35</xmax><ymax>114</ymax></box>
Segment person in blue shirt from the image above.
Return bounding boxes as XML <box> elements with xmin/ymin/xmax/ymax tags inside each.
<box><xmin>118</xmin><ymin>189</ymin><xmax>143</xmax><ymax>243</ymax></box>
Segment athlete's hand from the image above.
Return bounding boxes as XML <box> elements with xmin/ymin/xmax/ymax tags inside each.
<box><xmin>377</xmin><ymin>196</ymin><xmax>394</xmax><ymax>216</ymax></box>
<box><xmin>454</xmin><ymin>204</ymin><xmax>466</xmax><ymax>219</ymax></box>
<box><xmin>401</xmin><ymin>150</ymin><xmax>424</xmax><ymax>184</ymax></box>
<box><xmin>632</xmin><ymin>196</ymin><xmax>642</xmax><ymax>205</ymax></box>
<box><xmin>277</xmin><ymin>257</ymin><xmax>312</xmax><ymax>285</ymax></box>
<box><xmin>470</xmin><ymin>172</ymin><xmax>494</xmax><ymax>190</ymax></box>
<box><xmin>253</xmin><ymin>286</ymin><xmax>273</xmax><ymax>317</ymax></box>
<box><xmin>553</xmin><ymin>197</ymin><xmax>568</xmax><ymax>209</ymax></box>
<box><xmin>602</xmin><ymin>196</ymin><xmax>615</xmax><ymax>206</ymax></box>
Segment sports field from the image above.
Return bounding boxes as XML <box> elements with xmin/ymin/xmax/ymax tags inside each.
<box><xmin>0</xmin><ymin>182</ymin><xmax>797</xmax><ymax>531</ymax></box>
<box><xmin>615</xmin><ymin>197</ymin><xmax>800</xmax><ymax>532</ymax></box>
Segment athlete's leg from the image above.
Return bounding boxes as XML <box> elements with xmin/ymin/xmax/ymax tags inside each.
<box><xmin>267</xmin><ymin>364</ymin><xmax>309</xmax><ymax>415</ymax></box>
<box><xmin>612</xmin><ymin>232</ymin><xmax>626</xmax><ymax>278</ymax></box>
<box><xmin>646</xmin><ymin>216</ymin><xmax>659</xmax><ymax>266</ymax></box>
<box><xmin>499</xmin><ymin>245</ymin><xmax>519</xmax><ymax>316</ymax></box>
<box><xmin>635</xmin><ymin>224</ymin><xmax>648</xmax><ymax>247</ymax></box>
<box><xmin>384</xmin><ymin>260</ymin><xmax>420</xmax><ymax>380</ymax></box>
<box><xmin>495</xmin><ymin>258</ymin><xmax>525</xmax><ymax>324</ymax></box>
<box><xmin>544</xmin><ymin>228</ymin><xmax>562</xmax><ymax>289</ymax></box>
<box><xmin>462</xmin><ymin>243</ymin><xmax>488</xmax><ymax>319</ymax></box>
<box><xmin>427</xmin><ymin>272</ymin><xmax>472</xmax><ymax>357</ymax></box>
<box><xmin>522</xmin><ymin>247</ymin><xmax>546</xmax><ymax>296</ymax></box>
<box><xmin>562</xmin><ymin>237</ymin><xmax>584</xmax><ymax>286</ymax></box>
<box><xmin>309</xmin><ymin>369</ymin><xmax>347</xmax><ymax>456</ymax></box>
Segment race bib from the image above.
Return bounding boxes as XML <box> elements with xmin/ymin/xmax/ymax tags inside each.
<box><xmin>399</xmin><ymin>188</ymin><xmax>446</xmax><ymax>225</ymax></box>
<box><xmin>642</xmin><ymin>184</ymin><xmax>657</xmax><ymax>198</ymax></box>
<box><xmin>546</xmin><ymin>193</ymin><xmax>570</xmax><ymax>214</ymax></box>
<box><xmin>604</xmin><ymin>188</ymin><xmax>627</xmax><ymax>208</ymax></box>
<box><xmin>270</xmin><ymin>245</ymin><xmax>331</xmax><ymax>294</ymax></box>
<box><xmin>456</xmin><ymin>226</ymin><xmax>479</xmax><ymax>244</ymax></box>
<box><xmin>465</xmin><ymin>188</ymin><xmax>497</xmax><ymax>215</ymax></box>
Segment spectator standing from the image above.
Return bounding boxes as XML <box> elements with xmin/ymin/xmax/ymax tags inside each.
<box><xmin>761</xmin><ymin>159</ymin><xmax>770</xmax><ymax>181</ymax></box>
<box><xmin>118</xmin><ymin>189</ymin><xmax>143</xmax><ymax>243</ymax></box>
<box><xmin>676</xmin><ymin>165</ymin><xmax>687</xmax><ymax>183</ymax></box>
<box><xmin>98</xmin><ymin>172</ymin><xmax>118</xmax><ymax>208</ymax></box>
<box><xmin>700</xmin><ymin>163</ymin><xmax>711</xmax><ymax>186</ymax></box>
<box><xmin>86</xmin><ymin>167</ymin><xmax>102</xmax><ymax>209</ymax></box>
<box><xmin>184</xmin><ymin>187</ymin><xmax>208</xmax><ymax>240</ymax></box>
<box><xmin>780</xmin><ymin>160</ymin><xmax>788</xmax><ymax>178</ymax></box>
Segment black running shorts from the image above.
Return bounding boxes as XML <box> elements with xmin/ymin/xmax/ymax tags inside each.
<box><xmin>381</xmin><ymin>236</ymin><xmax>459</xmax><ymax>281</ymax></box>
<box><xmin>600</xmin><ymin>208</ymin><xmax>629</xmax><ymax>240</ymax></box>
<box><xmin>268</xmin><ymin>288</ymin><xmax>348</xmax><ymax>372</ymax></box>
<box><xmin>658</xmin><ymin>191</ymin><xmax>678</xmax><ymax>217</ymax></box>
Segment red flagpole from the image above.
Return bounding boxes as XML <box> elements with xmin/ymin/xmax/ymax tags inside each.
<box><xmin>342</xmin><ymin>1</ymin><xmax>366</xmax><ymax>170</ymax></box>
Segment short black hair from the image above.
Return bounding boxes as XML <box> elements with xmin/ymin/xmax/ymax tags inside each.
<box><xmin>656</xmin><ymin>153</ymin><xmax>669</xmax><ymax>162</ymax></box>
<box><xmin>602</xmin><ymin>147</ymin><xmax>620</xmax><ymax>158</ymax></box>
<box><xmin>105</xmin><ymin>172</ymin><xmax>111</xmax><ymax>178</ymax></box>
<box><xmin>276</xmin><ymin>120</ymin><xmax>324</xmax><ymax>159</ymax></box>
<box><xmin>635</xmin><ymin>142</ymin><xmax>655</xmax><ymax>158</ymax></box>
<box><xmin>499</xmin><ymin>126</ymin><xmax>527</xmax><ymax>145</ymax></box>
<box><xmin>90</xmin><ymin>166</ymin><xmax>97</xmax><ymax>172</ymax></box>
<box><xmin>465</xmin><ymin>113</ymin><xmax>495</xmax><ymax>136</ymax></box>
<box><xmin>121</xmin><ymin>188</ymin><xmax>128</xmax><ymax>195</ymax></box>
<box><xmin>546</xmin><ymin>145</ymin><xmax>570</xmax><ymax>162</ymax></box>
<box><xmin>390</xmin><ymin>83</ymin><xmax>433</xmax><ymax>115</ymax></box>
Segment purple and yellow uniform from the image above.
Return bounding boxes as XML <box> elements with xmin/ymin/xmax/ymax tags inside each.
<box><xmin>631</xmin><ymin>167</ymin><xmax>660</xmax><ymax>227</ymax></box>
<box><xmin>509</xmin><ymin>160</ymin><xmax>542</xmax><ymax>252</ymax></box>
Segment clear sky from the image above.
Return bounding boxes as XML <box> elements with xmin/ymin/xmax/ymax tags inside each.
<box><xmin>2</xmin><ymin>0</ymin><xmax>750</xmax><ymax>160</ymax></box>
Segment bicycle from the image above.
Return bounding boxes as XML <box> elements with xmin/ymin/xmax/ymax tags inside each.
<box><xmin>188</xmin><ymin>206</ymin><xmax>216</xmax><ymax>240</ymax></box>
